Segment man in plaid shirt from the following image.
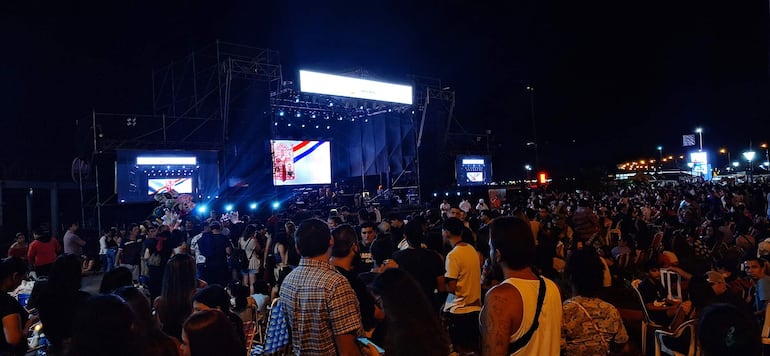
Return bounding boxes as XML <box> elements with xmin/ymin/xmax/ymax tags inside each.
<box><xmin>280</xmin><ymin>218</ymin><xmax>364</xmax><ymax>355</ymax></box>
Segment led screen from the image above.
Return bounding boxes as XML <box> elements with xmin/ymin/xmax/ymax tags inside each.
<box><xmin>147</xmin><ymin>177</ymin><xmax>193</xmax><ymax>195</ymax></box>
<box><xmin>116</xmin><ymin>150</ymin><xmax>219</xmax><ymax>203</ymax></box>
<box><xmin>271</xmin><ymin>140</ymin><xmax>332</xmax><ymax>186</ymax></box>
<box><xmin>455</xmin><ymin>155</ymin><xmax>492</xmax><ymax>186</ymax></box>
<box><xmin>299</xmin><ymin>70</ymin><xmax>413</xmax><ymax>105</ymax></box>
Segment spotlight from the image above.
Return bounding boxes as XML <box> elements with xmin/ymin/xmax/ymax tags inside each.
<box><xmin>315</xmin><ymin>125</ymin><xmax>319</xmax><ymax>129</ymax></box>
<box><xmin>278</xmin><ymin>111</ymin><xmax>285</xmax><ymax>117</ymax></box>
<box><xmin>444</xmin><ymin>192</ymin><xmax>449</xmax><ymax>196</ymax></box>
<box><xmin>364</xmin><ymin>119</ymin><xmax>369</xmax><ymax>123</ymax></box>
<box><xmin>311</xmin><ymin>114</ymin><xmax>317</xmax><ymax>119</ymax></box>
<box><xmin>197</xmin><ymin>205</ymin><xmax>208</xmax><ymax>214</ymax></box>
<box><xmin>225</xmin><ymin>204</ymin><xmax>234</xmax><ymax>212</ymax></box>
<box><xmin>295</xmin><ymin>112</ymin><xmax>301</xmax><ymax>117</ymax></box>
<box><xmin>249</xmin><ymin>202</ymin><xmax>258</xmax><ymax>210</ymax></box>
<box><xmin>433</xmin><ymin>193</ymin><xmax>437</xmax><ymax>197</ymax></box>
<box><xmin>326</xmin><ymin>126</ymin><xmax>330</xmax><ymax>129</ymax></box>
<box><xmin>456</xmin><ymin>192</ymin><xmax>461</xmax><ymax>196</ymax></box>
<box><xmin>301</xmin><ymin>124</ymin><xmax>305</xmax><ymax>128</ymax></box>
<box><xmin>271</xmin><ymin>201</ymin><xmax>280</xmax><ymax>209</ymax></box>
<box><xmin>287</xmin><ymin>123</ymin><xmax>291</xmax><ymax>127</ymax></box>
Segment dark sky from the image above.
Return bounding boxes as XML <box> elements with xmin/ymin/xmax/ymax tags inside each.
<box><xmin>1</xmin><ymin>1</ymin><xmax>768</xmax><ymax>181</ymax></box>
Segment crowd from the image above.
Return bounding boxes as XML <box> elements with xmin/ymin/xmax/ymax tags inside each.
<box><xmin>0</xmin><ymin>179</ymin><xmax>769</xmax><ymax>355</ymax></box>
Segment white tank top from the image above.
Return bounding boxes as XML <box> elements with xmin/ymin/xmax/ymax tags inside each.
<box><xmin>503</xmin><ymin>277</ymin><xmax>563</xmax><ymax>355</ymax></box>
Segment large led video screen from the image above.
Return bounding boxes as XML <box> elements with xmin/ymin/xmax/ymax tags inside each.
<box><xmin>455</xmin><ymin>155</ymin><xmax>492</xmax><ymax>186</ymax></box>
<box><xmin>299</xmin><ymin>70</ymin><xmax>413</xmax><ymax>105</ymax></box>
<box><xmin>116</xmin><ymin>150</ymin><xmax>219</xmax><ymax>203</ymax></box>
<box><xmin>271</xmin><ymin>140</ymin><xmax>331</xmax><ymax>186</ymax></box>
<box><xmin>147</xmin><ymin>177</ymin><xmax>193</xmax><ymax>195</ymax></box>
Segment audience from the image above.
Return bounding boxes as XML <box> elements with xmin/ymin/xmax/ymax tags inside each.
<box><xmin>368</xmin><ymin>268</ymin><xmax>450</xmax><ymax>356</ymax></box>
<box><xmin>154</xmin><ymin>254</ymin><xmax>199</xmax><ymax>342</ymax></box>
<box><xmin>181</xmin><ymin>309</ymin><xmax>242</xmax><ymax>356</ymax></box>
<box><xmin>191</xmin><ymin>285</ymin><xmax>245</xmax><ymax>350</ymax></box>
<box><xmin>0</xmin><ymin>258</ymin><xmax>33</xmax><ymax>355</ymax></box>
<box><xmin>561</xmin><ymin>248</ymin><xmax>629</xmax><ymax>355</ymax></box>
<box><xmin>114</xmin><ymin>286</ymin><xmax>180</xmax><ymax>356</ymax></box>
<box><xmin>70</xmin><ymin>294</ymin><xmax>137</xmax><ymax>356</ymax></box>
<box><xmin>10</xmin><ymin>179</ymin><xmax>770</xmax><ymax>355</ymax></box>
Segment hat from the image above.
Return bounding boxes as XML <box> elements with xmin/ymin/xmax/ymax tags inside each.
<box><xmin>706</xmin><ymin>271</ymin><xmax>726</xmax><ymax>284</ymax></box>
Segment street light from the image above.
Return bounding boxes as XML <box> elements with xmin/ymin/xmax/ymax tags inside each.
<box><xmin>695</xmin><ymin>127</ymin><xmax>703</xmax><ymax>151</ymax></box>
<box><xmin>719</xmin><ymin>148</ymin><xmax>731</xmax><ymax>171</ymax></box>
<box><xmin>743</xmin><ymin>151</ymin><xmax>756</xmax><ymax>176</ymax></box>
<box><xmin>656</xmin><ymin>146</ymin><xmax>663</xmax><ymax>171</ymax></box>
<box><xmin>524</xmin><ymin>164</ymin><xmax>532</xmax><ymax>182</ymax></box>
<box><xmin>761</xmin><ymin>143</ymin><xmax>769</xmax><ymax>168</ymax></box>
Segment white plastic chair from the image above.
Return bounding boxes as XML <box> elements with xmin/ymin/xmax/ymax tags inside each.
<box><xmin>654</xmin><ymin>319</ymin><xmax>698</xmax><ymax>356</ymax></box>
<box><xmin>660</xmin><ymin>268</ymin><xmax>683</xmax><ymax>302</ymax></box>
<box><xmin>632</xmin><ymin>279</ymin><xmax>666</xmax><ymax>355</ymax></box>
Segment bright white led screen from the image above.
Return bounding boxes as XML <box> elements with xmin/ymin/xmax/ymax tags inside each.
<box><xmin>299</xmin><ymin>70</ymin><xmax>413</xmax><ymax>105</ymax></box>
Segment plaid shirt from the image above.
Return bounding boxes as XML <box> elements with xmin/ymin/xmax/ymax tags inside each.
<box><xmin>279</xmin><ymin>257</ymin><xmax>363</xmax><ymax>355</ymax></box>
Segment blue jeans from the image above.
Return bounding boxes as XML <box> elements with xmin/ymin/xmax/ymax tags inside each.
<box><xmin>103</xmin><ymin>249</ymin><xmax>117</xmax><ymax>272</ymax></box>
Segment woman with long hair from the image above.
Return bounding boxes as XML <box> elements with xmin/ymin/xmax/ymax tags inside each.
<box><xmin>239</xmin><ymin>225</ymin><xmax>261</xmax><ymax>294</ymax></box>
<box><xmin>180</xmin><ymin>309</ymin><xmax>242</xmax><ymax>356</ymax></box>
<box><xmin>368</xmin><ymin>268</ymin><xmax>450</xmax><ymax>356</ymax></box>
<box><xmin>191</xmin><ymin>285</ymin><xmax>245</xmax><ymax>350</ymax></box>
<box><xmin>0</xmin><ymin>257</ymin><xmax>33</xmax><ymax>355</ymax></box>
<box><xmin>154</xmin><ymin>254</ymin><xmax>200</xmax><ymax>342</ymax></box>
<box><xmin>30</xmin><ymin>254</ymin><xmax>90</xmax><ymax>354</ymax></box>
<box><xmin>70</xmin><ymin>295</ymin><xmax>137</xmax><ymax>356</ymax></box>
<box><xmin>115</xmin><ymin>286</ymin><xmax>179</xmax><ymax>356</ymax></box>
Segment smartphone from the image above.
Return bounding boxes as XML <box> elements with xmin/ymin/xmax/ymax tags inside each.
<box><xmin>356</xmin><ymin>337</ymin><xmax>385</xmax><ymax>354</ymax></box>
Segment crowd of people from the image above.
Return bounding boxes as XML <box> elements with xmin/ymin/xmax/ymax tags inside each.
<box><xmin>0</xmin><ymin>179</ymin><xmax>769</xmax><ymax>355</ymax></box>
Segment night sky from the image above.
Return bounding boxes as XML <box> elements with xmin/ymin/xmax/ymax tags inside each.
<box><xmin>2</xmin><ymin>1</ymin><xmax>769</xmax><ymax>182</ymax></box>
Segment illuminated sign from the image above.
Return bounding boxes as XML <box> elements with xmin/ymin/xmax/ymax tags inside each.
<box><xmin>299</xmin><ymin>70</ymin><xmax>413</xmax><ymax>105</ymax></box>
<box><xmin>136</xmin><ymin>156</ymin><xmax>197</xmax><ymax>165</ymax></box>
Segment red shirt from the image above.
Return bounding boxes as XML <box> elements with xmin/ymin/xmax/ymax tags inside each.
<box><xmin>27</xmin><ymin>238</ymin><xmax>60</xmax><ymax>267</ymax></box>
<box><xmin>7</xmin><ymin>243</ymin><xmax>28</xmax><ymax>259</ymax></box>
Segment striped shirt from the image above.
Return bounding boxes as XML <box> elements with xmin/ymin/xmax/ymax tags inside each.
<box><xmin>279</xmin><ymin>258</ymin><xmax>363</xmax><ymax>355</ymax></box>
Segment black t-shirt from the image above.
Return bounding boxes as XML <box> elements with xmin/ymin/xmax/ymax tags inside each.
<box><xmin>335</xmin><ymin>266</ymin><xmax>377</xmax><ymax>330</ymax></box>
<box><xmin>198</xmin><ymin>233</ymin><xmax>230</xmax><ymax>267</ymax></box>
<box><xmin>0</xmin><ymin>293</ymin><xmax>27</xmax><ymax>355</ymax></box>
<box><xmin>120</xmin><ymin>238</ymin><xmax>144</xmax><ymax>265</ymax></box>
<box><xmin>392</xmin><ymin>248</ymin><xmax>445</xmax><ymax>302</ymax></box>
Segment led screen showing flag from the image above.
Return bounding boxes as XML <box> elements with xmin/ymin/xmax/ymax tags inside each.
<box><xmin>147</xmin><ymin>177</ymin><xmax>193</xmax><ymax>195</ymax></box>
<box><xmin>455</xmin><ymin>155</ymin><xmax>492</xmax><ymax>186</ymax></box>
<box><xmin>682</xmin><ymin>134</ymin><xmax>696</xmax><ymax>147</ymax></box>
<box><xmin>271</xmin><ymin>140</ymin><xmax>332</xmax><ymax>186</ymax></box>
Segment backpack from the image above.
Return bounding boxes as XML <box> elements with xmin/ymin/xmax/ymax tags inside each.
<box><xmin>230</xmin><ymin>247</ymin><xmax>249</xmax><ymax>270</ymax></box>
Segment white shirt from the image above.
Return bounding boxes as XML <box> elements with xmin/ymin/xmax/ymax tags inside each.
<box><xmin>444</xmin><ymin>243</ymin><xmax>481</xmax><ymax>314</ymax></box>
<box><xmin>503</xmin><ymin>277</ymin><xmax>562</xmax><ymax>356</ymax></box>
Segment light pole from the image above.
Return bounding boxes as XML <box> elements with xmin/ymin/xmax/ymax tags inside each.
<box><xmin>656</xmin><ymin>146</ymin><xmax>663</xmax><ymax>171</ymax></box>
<box><xmin>743</xmin><ymin>150</ymin><xmax>756</xmax><ymax>181</ymax></box>
<box><xmin>719</xmin><ymin>148</ymin><xmax>730</xmax><ymax>171</ymax></box>
<box><xmin>525</xmin><ymin>85</ymin><xmax>538</xmax><ymax>171</ymax></box>
<box><xmin>695</xmin><ymin>127</ymin><xmax>703</xmax><ymax>151</ymax></box>
<box><xmin>761</xmin><ymin>143</ymin><xmax>769</xmax><ymax>168</ymax></box>
<box><xmin>524</xmin><ymin>164</ymin><xmax>532</xmax><ymax>182</ymax></box>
